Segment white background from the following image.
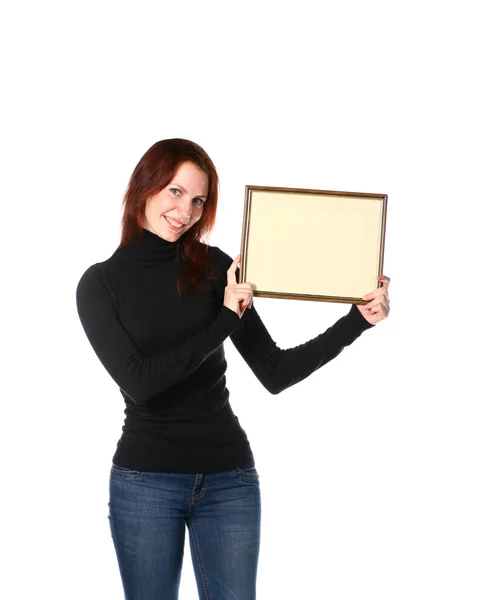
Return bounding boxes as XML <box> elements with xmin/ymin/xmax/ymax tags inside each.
<box><xmin>2</xmin><ymin>1</ymin><xmax>488</xmax><ymax>598</ymax></box>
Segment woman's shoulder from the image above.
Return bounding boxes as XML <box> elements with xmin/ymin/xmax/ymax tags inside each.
<box><xmin>76</xmin><ymin>259</ymin><xmax>110</xmax><ymax>296</ymax></box>
<box><xmin>207</xmin><ymin>244</ymin><xmax>234</xmax><ymax>267</ymax></box>
<box><xmin>76</xmin><ymin>249</ymin><xmax>124</xmax><ymax>297</ymax></box>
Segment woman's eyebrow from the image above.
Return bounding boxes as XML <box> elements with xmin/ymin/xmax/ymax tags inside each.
<box><xmin>170</xmin><ymin>182</ymin><xmax>207</xmax><ymax>199</ymax></box>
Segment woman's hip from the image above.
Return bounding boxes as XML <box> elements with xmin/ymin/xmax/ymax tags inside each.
<box><xmin>108</xmin><ymin>462</ymin><xmax>261</xmax><ymax>519</ymax></box>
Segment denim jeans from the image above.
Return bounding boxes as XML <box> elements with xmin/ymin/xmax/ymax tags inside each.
<box><xmin>108</xmin><ymin>462</ymin><xmax>261</xmax><ymax>600</ymax></box>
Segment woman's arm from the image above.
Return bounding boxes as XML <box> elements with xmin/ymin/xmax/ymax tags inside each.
<box><xmin>75</xmin><ymin>263</ymin><xmax>241</xmax><ymax>405</ymax></box>
<box><xmin>215</xmin><ymin>249</ymin><xmax>375</xmax><ymax>395</ymax></box>
<box><xmin>230</xmin><ymin>302</ymin><xmax>373</xmax><ymax>395</ymax></box>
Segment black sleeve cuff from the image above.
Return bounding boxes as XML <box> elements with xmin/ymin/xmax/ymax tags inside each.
<box><xmin>346</xmin><ymin>303</ymin><xmax>376</xmax><ymax>333</ymax></box>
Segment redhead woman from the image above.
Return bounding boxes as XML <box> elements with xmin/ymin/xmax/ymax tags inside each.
<box><xmin>76</xmin><ymin>138</ymin><xmax>390</xmax><ymax>600</ymax></box>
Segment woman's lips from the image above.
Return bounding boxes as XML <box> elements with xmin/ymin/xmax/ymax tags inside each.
<box><xmin>164</xmin><ymin>216</ymin><xmax>184</xmax><ymax>231</ymax></box>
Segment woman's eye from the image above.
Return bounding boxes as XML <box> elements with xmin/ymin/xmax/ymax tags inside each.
<box><xmin>170</xmin><ymin>188</ymin><xmax>181</xmax><ymax>196</ymax></box>
<box><xmin>193</xmin><ymin>198</ymin><xmax>205</xmax><ymax>206</ymax></box>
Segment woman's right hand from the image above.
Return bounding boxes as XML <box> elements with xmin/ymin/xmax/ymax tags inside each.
<box><xmin>224</xmin><ymin>254</ymin><xmax>253</xmax><ymax>318</ymax></box>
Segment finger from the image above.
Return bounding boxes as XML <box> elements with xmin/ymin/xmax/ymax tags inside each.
<box><xmin>367</xmin><ymin>304</ymin><xmax>384</xmax><ymax>319</ymax></box>
<box><xmin>237</xmin><ymin>290</ymin><xmax>253</xmax><ymax>303</ymax></box>
<box><xmin>240</xmin><ymin>294</ymin><xmax>253</xmax><ymax>307</ymax></box>
<box><xmin>366</xmin><ymin>291</ymin><xmax>390</xmax><ymax>309</ymax></box>
<box><xmin>239</xmin><ymin>294</ymin><xmax>253</xmax><ymax>312</ymax></box>
<box><xmin>230</xmin><ymin>282</ymin><xmax>253</xmax><ymax>291</ymax></box>
<box><xmin>377</xmin><ymin>275</ymin><xmax>391</xmax><ymax>287</ymax></box>
<box><xmin>372</xmin><ymin>302</ymin><xmax>389</xmax><ymax>318</ymax></box>
<box><xmin>227</xmin><ymin>284</ymin><xmax>253</xmax><ymax>302</ymax></box>
<box><xmin>364</xmin><ymin>296</ymin><xmax>384</xmax><ymax>310</ymax></box>
<box><xmin>363</xmin><ymin>288</ymin><xmax>388</xmax><ymax>301</ymax></box>
<box><xmin>227</xmin><ymin>255</ymin><xmax>241</xmax><ymax>286</ymax></box>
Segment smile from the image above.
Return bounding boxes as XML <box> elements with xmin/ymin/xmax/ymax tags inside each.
<box><xmin>164</xmin><ymin>216</ymin><xmax>185</xmax><ymax>231</ymax></box>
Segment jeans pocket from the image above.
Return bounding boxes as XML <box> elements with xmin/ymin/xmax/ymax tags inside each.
<box><xmin>110</xmin><ymin>463</ymin><xmax>147</xmax><ymax>479</ymax></box>
<box><xmin>234</xmin><ymin>465</ymin><xmax>260</xmax><ymax>482</ymax></box>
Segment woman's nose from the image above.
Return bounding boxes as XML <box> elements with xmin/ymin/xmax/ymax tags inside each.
<box><xmin>175</xmin><ymin>196</ymin><xmax>193</xmax><ymax>220</ymax></box>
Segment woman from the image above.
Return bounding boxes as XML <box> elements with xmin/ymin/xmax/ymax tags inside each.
<box><xmin>76</xmin><ymin>138</ymin><xmax>390</xmax><ymax>600</ymax></box>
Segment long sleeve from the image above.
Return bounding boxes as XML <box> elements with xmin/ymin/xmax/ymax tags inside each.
<box><xmin>75</xmin><ymin>264</ymin><xmax>242</xmax><ymax>405</ymax></box>
<box><xmin>230</xmin><ymin>302</ymin><xmax>374</xmax><ymax>395</ymax></box>
<box><xmin>213</xmin><ymin>248</ymin><xmax>375</xmax><ymax>395</ymax></box>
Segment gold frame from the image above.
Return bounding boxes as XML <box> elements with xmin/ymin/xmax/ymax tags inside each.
<box><xmin>238</xmin><ymin>185</ymin><xmax>388</xmax><ymax>305</ymax></box>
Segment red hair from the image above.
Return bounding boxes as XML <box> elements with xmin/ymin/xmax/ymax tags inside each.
<box><xmin>118</xmin><ymin>139</ymin><xmax>219</xmax><ymax>295</ymax></box>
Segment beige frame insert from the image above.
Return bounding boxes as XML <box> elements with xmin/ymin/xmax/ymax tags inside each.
<box><xmin>238</xmin><ymin>185</ymin><xmax>388</xmax><ymax>305</ymax></box>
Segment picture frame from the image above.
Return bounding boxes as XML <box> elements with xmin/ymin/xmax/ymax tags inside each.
<box><xmin>238</xmin><ymin>185</ymin><xmax>388</xmax><ymax>305</ymax></box>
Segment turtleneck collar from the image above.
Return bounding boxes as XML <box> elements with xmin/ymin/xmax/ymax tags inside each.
<box><xmin>127</xmin><ymin>227</ymin><xmax>180</xmax><ymax>263</ymax></box>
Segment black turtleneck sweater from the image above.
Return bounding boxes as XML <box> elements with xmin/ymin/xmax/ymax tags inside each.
<box><xmin>75</xmin><ymin>228</ymin><xmax>375</xmax><ymax>473</ymax></box>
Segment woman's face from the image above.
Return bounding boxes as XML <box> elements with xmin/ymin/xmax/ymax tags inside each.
<box><xmin>143</xmin><ymin>161</ymin><xmax>209</xmax><ymax>242</ymax></box>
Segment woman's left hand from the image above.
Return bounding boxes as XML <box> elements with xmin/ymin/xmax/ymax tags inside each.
<box><xmin>357</xmin><ymin>275</ymin><xmax>391</xmax><ymax>325</ymax></box>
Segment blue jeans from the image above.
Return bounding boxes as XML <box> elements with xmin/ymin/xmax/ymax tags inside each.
<box><xmin>108</xmin><ymin>463</ymin><xmax>261</xmax><ymax>600</ymax></box>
